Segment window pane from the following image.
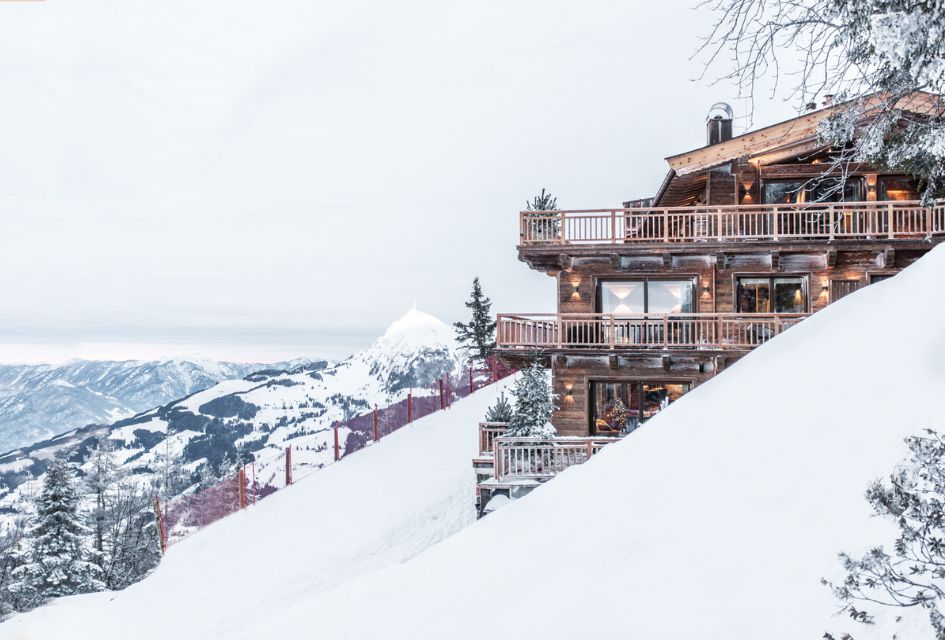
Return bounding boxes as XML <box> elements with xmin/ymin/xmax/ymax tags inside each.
<box><xmin>641</xmin><ymin>383</ymin><xmax>691</xmax><ymax>420</ymax></box>
<box><xmin>646</xmin><ymin>280</ymin><xmax>694</xmax><ymax>314</ymax></box>
<box><xmin>763</xmin><ymin>180</ymin><xmax>805</xmax><ymax>204</ymax></box>
<box><xmin>807</xmin><ymin>177</ymin><xmax>865</xmax><ymax>203</ymax></box>
<box><xmin>773</xmin><ymin>277</ymin><xmax>806</xmax><ymax>312</ymax></box>
<box><xmin>737</xmin><ymin>278</ymin><xmax>770</xmax><ymax>313</ymax></box>
<box><xmin>590</xmin><ymin>382</ymin><xmax>640</xmax><ymax>434</ymax></box>
<box><xmin>878</xmin><ymin>176</ymin><xmax>919</xmax><ymax>201</ymax></box>
<box><xmin>601</xmin><ymin>282</ymin><xmax>644</xmax><ymax>315</ymax></box>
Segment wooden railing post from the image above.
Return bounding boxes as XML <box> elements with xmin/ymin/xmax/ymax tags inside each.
<box><xmin>717</xmin><ymin>208</ymin><xmax>723</xmax><ymax>241</ymax></box>
<box><xmin>559</xmin><ymin>210</ymin><xmax>566</xmax><ymax>244</ymax></box>
<box><xmin>610</xmin><ymin>210</ymin><xmax>617</xmax><ymax>244</ymax></box>
<box><xmin>663</xmin><ymin>209</ymin><xmax>669</xmax><ymax>241</ymax></box>
<box><xmin>888</xmin><ymin>203</ymin><xmax>895</xmax><ymax>239</ymax></box>
<box><xmin>556</xmin><ymin>314</ymin><xmax>563</xmax><ymax>349</ymax></box>
<box><xmin>828</xmin><ymin>205</ymin><xmax>835</xmax><ymax>239</ymax></box>
<box><xmin>772</xmin><ymin>207</ymin><xmax>779</xmax><ymax>240</ymax></box>
<box><xmin>663</xmin><ymin>315</ymin><xmax>669</xmax><ymax>349</ymax></box>
<box><xmin>609</xmin><ymin>315</ymin><xmax>615</xmax><ymax>350</ymax></box>
<box><xmin>586</xmin><ymin>440</ymin><xmax>594</xmax><ymax>461</ymax></box>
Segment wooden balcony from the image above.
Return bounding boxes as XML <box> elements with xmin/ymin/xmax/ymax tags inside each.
<box><xmin>496</xmin><ymin>312</ymin><xmax>808</xmax><ymax>351</ymax></box>
<box><xmin>493</xmin><ymin>436</ymin><xmax>616</xmax><ymax>482</ymax></box>
<box><xmin>519</xmin><ymin>200</ymin><xmax>945</xmax><ymax>246</ymax></box>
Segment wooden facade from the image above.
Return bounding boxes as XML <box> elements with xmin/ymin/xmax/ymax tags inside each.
<box><xmin>498</xmin><ymin>95</ymin><xmax>945</xmax><ymax>440</ymax></box>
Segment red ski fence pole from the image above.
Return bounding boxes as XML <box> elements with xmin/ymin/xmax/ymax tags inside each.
<box><xmin>407</xmin><ymin>391</ymin><xmax>413</xmax><ymax>423</ymax></box>
<box><xmin>153</xmin><ymin>495</ymin><xmax>167</xmax><ymax>554</ymax></box>
<box><xmin>469</xmin><ymin>366</ymin><xmax>474</xmax><ymax>393</ymax></box>
<box><xmin>285</xmin><ymin>446</ymin><xmax>292</xmax><ymax>486</ymax></box>
<box><xmin>373</xmin><ymin>406</ymin><xmax>380</xmax><ymax>441</ymax></box>
<box><xmin>439</xmin><ymin>378</ymin><xmax>445</xmax><ymax>410</ymax></box>
<box><xmin>251</xmin><ymin>462</ymin><xmax>256</xmax><ymax>506</ymax></box>
<box><xmin>333</xmin><ymin>424</ymin><xmax>340</xmax><ymax>461</ymax></box>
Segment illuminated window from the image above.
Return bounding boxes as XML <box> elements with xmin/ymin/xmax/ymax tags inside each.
<box><xmin>736</xmin><ymin>276</ymin><xmax>808</xmax><ymax>313</ymax></box>
<box><xmin>877</xmin><ymin>176</ymin><xmax>919</xmax><ymax>201</ymax></box>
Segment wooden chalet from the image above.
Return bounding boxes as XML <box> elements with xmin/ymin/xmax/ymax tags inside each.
<box><xmin>475</xmin><ymin>92</ymin><xmax>945</xmax><ymax>515</ymax></box>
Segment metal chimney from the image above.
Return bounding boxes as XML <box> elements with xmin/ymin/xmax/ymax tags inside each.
<box><xmin>706</xmin><ymin>102</ymin><xmax>734</xmax><ymax>145</ymax></box>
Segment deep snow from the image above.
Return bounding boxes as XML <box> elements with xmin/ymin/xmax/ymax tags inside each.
<box><xmin>246</xmin><ymin>243</ymin><xmax>945</xmax><ymax>640</ymax></box>
<box><xmin>7</xmin><ymin>245</ymin><xmax>945</xmax><ymax>638</ymax></box>
<box><xmin>0</xmin><ymin>375</ymin><xmax>515</xmax><ymax>639</ymax></box>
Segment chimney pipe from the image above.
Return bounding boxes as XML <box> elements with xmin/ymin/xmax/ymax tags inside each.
<box><xmin>706</xmin><ymin>102</ymin><xmax>734</xmax><ymax>145</ymax></box>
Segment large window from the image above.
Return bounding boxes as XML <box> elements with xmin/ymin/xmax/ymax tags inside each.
<box><xmin>736</xmin><ymin>276</ymin><xmax>808</xmax><ymax>313</ymax></box>
<box><xmin>878</xmin><ymin>176</ymin><xmax>920</xmax><ymax>201</ymax></box>
<box><xmin>599</xmin><ymin>279</ymin><xmax>695</xmax><ymax>315</ymax></box>
<box><xmin>763</xmin><ymin>177</ymin><xmax>865</xmax><ymax>204</ymax></box>
<box><xmin>590</xmin><ymin>381</ymin><xmax>691</xmax><ymax>434</ymax></box>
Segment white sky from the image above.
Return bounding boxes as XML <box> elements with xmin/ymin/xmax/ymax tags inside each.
<box><xmin>0</xmin><ymin>0</ymin><xmax>797</xmax><ymax>364</ymax></box>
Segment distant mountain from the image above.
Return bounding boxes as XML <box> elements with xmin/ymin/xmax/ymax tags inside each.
<box><xmin>0</xmin><ymin>310</ymin><xmax>463</xmax><ymax>531</ymax></box>
<box><xmin>0</xmin><ymin>357</ymin><xmax>319</xmax><ymax>453</ymax></box>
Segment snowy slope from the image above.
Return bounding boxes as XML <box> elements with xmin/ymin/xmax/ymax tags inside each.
<box><xmin>0</xmin><ymin>376</ymin><xmax>516</xmax><ymax>640</ymax></box>
<box><xmin>241</xmin><ymin>245</ymin><xmax>945</xmax><ymax>640</ymax></box>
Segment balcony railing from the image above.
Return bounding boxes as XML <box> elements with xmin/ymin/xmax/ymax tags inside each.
<box><xmin>492</xmin><ymin>436</ymin><xmax>618</xmax><ymax>481</ymax></box>
<box><xmin>478</xmin><ymin>422</ymin><xmax>508</xmax><ymax>456</ymax></box>
<box><xmin>519</xmin><ymin>200</ymin><xmax>945</xmax><ymax>245</ymax></box>
<box><xmin>496</xmin><ymin>312</ymin><xmax>809</xmax><ymax>351</ymax></box>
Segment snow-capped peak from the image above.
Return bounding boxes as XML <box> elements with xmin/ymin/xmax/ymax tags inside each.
<box><xmin>382</xmin><ymin>308</ymin><xmax>454</xmax><ymax>345</ymax></box>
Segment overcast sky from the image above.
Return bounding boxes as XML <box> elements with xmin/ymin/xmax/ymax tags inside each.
<box><xmin>0</xmin><ymin>0</ymin><xmax>797</xmax><ymax>364</ymax></box>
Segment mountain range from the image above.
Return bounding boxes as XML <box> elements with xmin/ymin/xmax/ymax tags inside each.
<box><xmin>0</xmin><ymin>309</ymin><xmax>464</xmax><ymax>531</ymax></box>
<box><xmin>0</xmin><ymin>357</ymin><xmax>317</xmax><ymax>453</ymax></box>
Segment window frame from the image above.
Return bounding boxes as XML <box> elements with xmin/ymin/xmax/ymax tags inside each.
<box><xmin>595</xmin><ymin>276</ymin><xmax>699</xmax><ymax>315</ymax></box>
<box><xmin>587</xmin><ymin>377</ymin><xmax>693</xmax><ymax>434</ymax></box>
<box><xmin>734</xmin><ymin>274</ymin><xmax>811</xmax><ymax>314</ymax></box>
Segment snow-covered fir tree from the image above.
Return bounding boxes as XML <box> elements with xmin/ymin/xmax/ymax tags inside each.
<box><xmin>484</xmin><ymin>390</ymin><xmax>513</xmax><ymax>423</ymax></box>
<box><xmin>827</xmin><ymin>429</ymin><xmax>945</xmax><ymax>638</ymax></box>
<box><xmin>453</xmin><ymin>277</ymin><xmax>496</xmax><ymax>361</ymax></box>
<box><xmin>9</xmin><ymin>458</ymin><xmax>103</xmax><ymax>604</ymax></box>
<box><xmin>526</xmin><ymin>188</ymin><xmax>557</xmax><ymax>211</ymax></box>
<box><xmin>505</xmin><ymin>361</ymin><xmax>557</xmax><ymax>439</ymax></box>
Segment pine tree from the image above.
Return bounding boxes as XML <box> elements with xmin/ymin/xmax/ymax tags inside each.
<box><xmin>453</xmin><ymin>277</ymin><xmax>496</xmax><ymax>361</ymax></box>
<box><xmin>526</xmin><ymin>188</ymin><xmax>557</xmax><ymax>211</ymax></box>
<box><xmin>484</xmin><ymin>391</ymin><xmax>513</xmax><ymax>423</ymax></box>
<box><xmin>505</xmin><ymin>361</ymin><xmax>557</xmax><ymax>439</ymax></box>
<box><xmin>10</xmin><ymin>458</ymin><xmax>103</xmax><ymax>603</ymax></box>
<box><xmin>524</xmin><ymin>188</ymin><xmax>560</xmax><ymax>241</ymax></box>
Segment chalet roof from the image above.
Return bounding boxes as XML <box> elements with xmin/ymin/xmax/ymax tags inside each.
<box><xmin>664</xmin><ymin>91</ymin><xmax>942</xmax><ymax>177</ymax></box>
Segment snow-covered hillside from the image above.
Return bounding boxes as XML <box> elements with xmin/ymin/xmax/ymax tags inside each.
<box><xmin>0</xmin><ymin>310</ymin><xmax>462</xmax><ymax>532</ymax></box>
<box><xmin>6</xmin><ymin>245</ymin><xmax>945</xmax><ymax>639</ymax></box>
<box><xmin>249</xmin><ymin>247</ymin><xmax>945</xmax><ymax>640</ymax></box>
<box><xmin>0</xmin><ymin>375</ymin><xmax>516</xmax><ymax>640</ymax></box>
<box><xmin>0</xmin><ymin>358</ymin><xmax>313</xmax><ymax>452</ymax></box>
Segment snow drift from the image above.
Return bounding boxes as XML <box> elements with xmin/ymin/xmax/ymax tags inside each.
<box><xmin>239</xmin><ymin>243</ymin><xmax>945</xmax><ymax>640</ymax></box>
<box><xmin>0</xmin><ymin>376</ymin><xmax>516</xmax><ymax>639</ymax></box>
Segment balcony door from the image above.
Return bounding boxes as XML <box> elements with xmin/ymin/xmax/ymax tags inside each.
<box><xmin>599</xmin><ymin>279</ymin><xmax>695</xmax><ymax>315</ymax></box>
<box><xmin>598</xmin><ymin>279</ymin><xmax>696</xmax><ymax>346</ymax></box>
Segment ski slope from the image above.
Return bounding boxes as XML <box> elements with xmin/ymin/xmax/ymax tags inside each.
<box><xmin>239</xmin><ymin>244</ymin><xmax>945</xmax><ymax>640</ymax></box>
<box><xmin>0</xmin><ymin>376</ymin><xmax>516</xmax><ymax>640</ymax></box>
